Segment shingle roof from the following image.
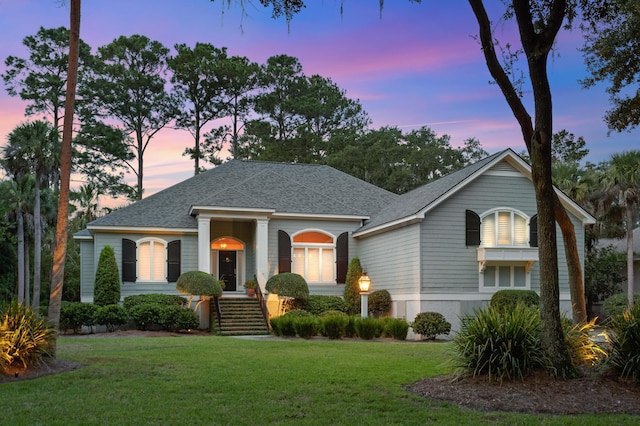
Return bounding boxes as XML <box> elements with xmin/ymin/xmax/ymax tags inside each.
<box><xmin>87</xmin><ymin>160</ymin><xmax>398</xmax><ymax>229</ymax></box>
<box><xmin>355</xmin><ymin>150</ymin><xmax>505</xmax><ymax>233</ymax></box>
<box><xmin>597</xmin><ymin>228</ymin><xmax>640</xmax><ymax>255</ymax></box>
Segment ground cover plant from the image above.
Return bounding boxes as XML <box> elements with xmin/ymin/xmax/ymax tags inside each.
<box><xmin>3</xmin><ymin>335</ymin><xmax>640</xmax><ymax>424</ymax></box>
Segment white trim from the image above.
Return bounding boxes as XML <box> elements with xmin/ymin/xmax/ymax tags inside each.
<box><xmin>352</xmin><ymin>215</ymin><xmax>422</xmax><ymax>238</ymax></box>
<box><xmin>87</xmin><ymin>225</ymin><xmax>197</xmax><ymax>234</ymax></box>
<box><xmin>389</xmin><ymin>292</ymin><xmax>573</xmax><ymax>301</ymax></box>
<box><xmin>189</xmin><ymin>206</ymin><xmax>275</xmax><ymax>216</ymax></box>
<box><xmin>274</xmin><ymin>212</ymin><xmax>369</xmax><ymax>221</ymax></box>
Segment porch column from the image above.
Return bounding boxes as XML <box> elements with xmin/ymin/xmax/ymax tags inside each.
<box><xmin>197</xmin><ymin>215</ymin><xmax>211</xmax><ymax>273</ymax></box>
<box><xmin>255</xmin><ymin>218</ymin><xmax>269</xmax><ymax>290</ymax></box>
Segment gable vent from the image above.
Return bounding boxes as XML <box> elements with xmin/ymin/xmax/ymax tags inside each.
<box><xmin>490</xmin><ymin>161</ymin><xmax>518</xmax><ymax>173</ymax></box>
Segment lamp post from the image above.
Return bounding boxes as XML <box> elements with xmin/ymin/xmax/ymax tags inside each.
<box><xmin>358</xmin><ymin>272</ymin><xmax>371</xmax><ymax>318</ymax></box>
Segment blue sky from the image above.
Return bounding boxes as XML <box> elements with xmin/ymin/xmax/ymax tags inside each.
<box><xmin>0</xmin><ymin>0</ymin><xmax>636</xmax><ymax>203</ymax></box>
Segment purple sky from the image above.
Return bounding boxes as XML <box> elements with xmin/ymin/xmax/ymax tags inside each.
<box><xmin>1</xmin><ymin>1</ymin><xmax>636</xmax><ymax>206</ymax></box>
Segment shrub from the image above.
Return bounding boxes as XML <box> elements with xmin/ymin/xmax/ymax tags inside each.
<box><xmin>293</xmin><ymin>316</ymin><xmax>319</xmax><ymax>339</ymax></box>
<box><xmin>159</xmin><ymin>305</ymin><xmax>200</xmax><ymax>331</ymax></box>
<box><xmin>127</xmin><ymin>304</ymin><xmax>163</xmax><ymax>331</ymax></box>
<box><xmin>345</xmin><ymin>315</ymin><xmax>358</xmax><ymax>338</ymax></box>
<box><xmin>368</xmin><ymin>290</ymin><xmax>392</xmax><ymax>318</ymax></box>
<box><xmin>266</xmin><ymin>273</ymin><xmax>309</xmax><ymax>300</ymax></box>
<box><xmin>60</xmin><ymin>302</ymin><xmax>98</xmax><ymax>333</ymax></box>
<box><xmin>304</xmin><ymin>295</ymin><xmax>347</xmax><ymax>315</ymax></box>
<box><xmin>123</xmin><ymin>294</ymin><xmax>187</xmax><ymax>311</ymax></box>
<box><xmin>452</xmin><ymin>305</ymin><xmax>549</xmax><ymax>382</ymax></box>
<box><xmin>607</xmin><ymin>303</ymin><xmax>640</xmax><ymax>382</ymax></box>
<box><xmin>0</xmin><ymin>302</ymin><xmax>56</xmax><ymax>371</ymax></box>
<box><xmin>603</xmin><ymin>293</ymin><xmax>640</xmax><ymax>319</ymax></box>
<box><xmin>282</xmin><ymin>309</ymin><xmax>314</xmax><ymax>318</ymax></box>
<box><xmin>95</xmin><ymin>304</ymin><xmax>128</xmax><ymax>332</ymax></box>
<box><xmin>411</xmin><ymin>312</ymin><xmax>451</xmax><ymax>340</ymax></box>
<box><xmin>343</xmin><ymin>258</ymin><xmax>363</xmax><ymax>315</ymax></box>
<box><xmin>93</xmin><ymin>245</ymin><xmax>121</xmax><ymax>306</ymax></box>
<box><xmin>383</xmin><ymin>317</ymin><xmax>410</xmax><ymax>340</ymax></box>
<box><xmin>320</xmin><ymin>313</ymin><xmax>349</xmax><ymax>339</ymax></box>
<box><xmin>355</xmin><ymin>317</ymin><xmax>383</xmax><ymax>340</ymax></box>
<box><xmin>176</xmin><ymin>271</ymin><xmax>224</xmax><ymax>305</ymax></box>
<box><xmin>270</xmin><ymin>315</ymin><xmax>296</xmax><ymax>337</ymax></box>
<box><xmin>562</xmin><ymin>317</ymin><xmax>606</xmax><ymax>367</ymax></box>
<box><xmin>585</xmin><ymin>246</ymin><xmax>625</xmax><ymax>308</ymax></box>
<box><xmin>490</xmin><ymin>289</ymin><xmax>540</xmax><ymax>312</ymax></box>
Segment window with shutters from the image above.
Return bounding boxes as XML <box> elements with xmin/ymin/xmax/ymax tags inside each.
<box><xmin>138</xmin><ymin>238</ymin><xmax>167</xmax><ymax>282</ymax></box>
<box><xmin>291</xmin><ymin>230</ymin><xmax>336</xmax><ymax>284</ymax></box>
<box><xmin>476</xmin><ymin>208</ymin><xmax>537</xmax><ymax>292</ymax></box>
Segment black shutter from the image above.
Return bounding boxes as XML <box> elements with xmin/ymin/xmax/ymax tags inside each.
<box><xmin>122</xmin><ymin>239</ymin><xmax>136</xmax><ymax>282</ymax></box>
<box><xmin>278</xmin><ymin>230</ymin><xmax>291</xmax><ymax>273</ymax></box>
<box><xmin>167</xmin><ymin>240</ymin><xmax>181</xmax><ymax>282</ymax></box>
<box><xmin>336</xmin><ymin>232</ymin><xmax>349</xmax><ymax>284</ymax></box>
<box><xmin>465</xmin><ymin>210</ymin><xmax>481</xmax><ymax>246</ymax></box>
<box><xmin>529</xmin><ymin>215</ymin><xmax>538</xmax><ymax>247</ymax></box>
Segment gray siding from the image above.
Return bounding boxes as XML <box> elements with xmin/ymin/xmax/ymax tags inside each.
<box><xmin>356</xmin><ymin>223</ymin><xmax>421</xmax><ymax>295</ymax></box>
<box><xmin>89</xmin><ymin>231</ymin><xmax>196</xmax><ymax>301</ymax></box>
<box><xmin>268</xmin><ymin>218</ymin><xmax>360</xmax><ymax>294</ymax></box>
<box><xmin>79</xmin><ymin>240</ymin><xmax>95</xmax><ymax>302</ymax></box>
<box><xmin>421</xmin><ymin>173</ymin><xmax>537</xmax><ymax>293</ymax></box>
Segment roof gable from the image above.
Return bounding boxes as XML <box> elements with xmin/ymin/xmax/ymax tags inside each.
<box><xmin>88</xmin><ymin>160</ymin><xmax>397</xmax><ymax>230</ymax></box>
<box><xmin>354</xmin><ymin>149</ymin><xmax>595</xmax><ymax>237</ymax></box>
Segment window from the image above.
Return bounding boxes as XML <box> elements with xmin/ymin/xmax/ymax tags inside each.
<box><xmin>482</xmin><ymin>265</ymin><xmax>528</xmax><ymax>289</ymax></box>
<box><xmin>481</xmin><ymin>209</ymin><xmax>528</xmax><ymax>247</ymax></box>
<box><xmin>121</xmin><ymin>238</ymin><xmax>181</xmax><ymax>283</ymax></box>
<box><xmin>291</xmin><ymin>230</ymin><xmax>335</xmax><ymax>284</ymax></box>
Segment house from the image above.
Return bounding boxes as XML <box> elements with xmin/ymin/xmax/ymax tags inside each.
<box><xmin>74</xmin><ymin>149</ymin><xmax>595</xmax><ymax>331</ymax></box>
<box><xmin>597</xmin><ymin>227</ymin><xmax>640</xmax><ymax>296</ymax></box>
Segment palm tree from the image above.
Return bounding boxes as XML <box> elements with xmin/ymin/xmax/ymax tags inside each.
<box><xmin>4</xmin><ymin>120</ymin><xmax>59</xmax><ymax>309</ymax></box>
<box><xmin>50</xmin><ymin>0</ymin><xmax>81</xmax><ymax>334</ymax></box>
<box><xmin>602</xmin><ymin>151</ymin><xmax>640</xmax><ymax>308</ymax></box>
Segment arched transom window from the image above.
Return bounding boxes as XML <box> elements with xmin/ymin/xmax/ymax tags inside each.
<box><xmin>481</xmin><ymin>209</ymin><xmax>529</xmax><ymax>247</ymax></box>
<box><xmin>292</xmin><ymin>230</ymin><xmax>335</xmax><ymax>284</ymax></box>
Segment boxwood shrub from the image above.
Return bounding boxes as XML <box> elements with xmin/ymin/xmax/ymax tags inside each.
<box><xmin>94</xmin><ymin>304</ymin><xmax>128</xmax><ymax>332</ymax></box>
<box><xmin>123</xmin><ymin>294</ymin><xmax>187</xmax><ymax>311</ymax></box>
<box><xmin>368</xmin><ymin>290</ymin><xmax>391</xmax><ymax>318</ymax></box>
<box><xmin>411</xmin><ymin>312</ymin><xmax>451</xmax><ymax>340</ymax></box>
<box><xmin>60</xmin><ymin>302</ymin><xmax>98</xmax><ymax>334</ymax></box>
<box><xmin>304</xmin><ymin>295</ymin><xmax>347</xmax><ymax>315</ymax></box>
<box><xmin>490</xmin><ymin>289</ymin><xmax>540</xmax><ymax>312</ymax></box>
<box><xmin>159</xmin><ymin>305</ymin><xmax>200</xmax><ymax>331</ymax></box>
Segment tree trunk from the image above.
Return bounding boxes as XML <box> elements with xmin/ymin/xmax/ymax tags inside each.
<box><xmin>25</xmin><ymin>237</ymin><xmax>30</xmax><ymax>306</ymax></box>
<box><xmin>626</xmin><ymin>205</ymin><xmax>635</xmax><ymax>308</ymax></box>
<box><xmin>17</xmin><ymin>213</ymin><xmax>25</xmax><ymax>304</ymax></box>
<box><xmin>49</xmin><ymin>0</ymin><xmax>81</xmax><ymax>337</ymax></box>
<box><xmin>33</xmin><ymin>183</ymin><xmax>42</xmax><ymax>309</ymax></box>
<box><xmin>555</xmin><ymin>202</ymin><xmax>587</xmax><ymax>323</ymax></box>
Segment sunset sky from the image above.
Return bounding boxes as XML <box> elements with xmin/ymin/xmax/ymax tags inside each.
<box><xmin>1</xmin><ymin>1</ymin><xmax>636</xmax><ymax>207</ymax></box>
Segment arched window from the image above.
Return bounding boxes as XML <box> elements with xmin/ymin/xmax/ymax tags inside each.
<box><xmin>292</xmin><ymin>230</ymin><xmax>335</xmax><ymax>284</ymax></box>
<box><xmin>481</xmin><ymin>209</ymin><xmax>529</xmax><ymax>247</ymax></box>
<box><xmin>138</xmin><ymin>238</ymin><xmax>167</xmax><ymax>282</ymax></box>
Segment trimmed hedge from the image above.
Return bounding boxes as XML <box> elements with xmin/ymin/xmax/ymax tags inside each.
<box><xmin>95</xmin><ymin>304</ymin><xmax>128</xmax><ymax>332</ymax></box>
<box><xmin>60</xmin><ymin>302</ymin><xmax>98</xmax><ymax>333</ymax></box>
<box><xmin>382</xmin><ymin>317</ymin><xmax>409</xmax><ymax>340</ymax></box>
<box><xmin>490</xmin><ymin>289</ymin><xmax>540</xmax><ymax>312</ymax></box>
<box><xmin>304</xmin><ymin>295</ymin><xmax>347</xmax><ymax>315</ymax></box>
<box><xmin>123</xmin><ymin>294</ymin><xmax>187</xmax><ymax>311</ymax></box>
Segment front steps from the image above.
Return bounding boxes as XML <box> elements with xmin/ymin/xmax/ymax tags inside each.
<box><xmin>211</xmin><ymin>297</ymin><xmax>270</xmax><ymax>336</ymax></box>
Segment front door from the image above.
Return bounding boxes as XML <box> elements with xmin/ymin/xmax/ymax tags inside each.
<box><xmin>219</xmin><ymin>250</ymin><xmax>237</xmax><ymax>291</ymax></box>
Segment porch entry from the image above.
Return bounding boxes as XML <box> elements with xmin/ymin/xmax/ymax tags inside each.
<box><xmin>211</xmin><ymin>237</ymin><xmax>245</xmax><ymax>293</ymax></box>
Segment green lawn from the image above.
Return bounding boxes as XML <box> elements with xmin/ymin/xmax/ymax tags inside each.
<box><xmin>2</xmin><ymin>336</ymin><xmax>636</xmax><ymax>425</ymax></box>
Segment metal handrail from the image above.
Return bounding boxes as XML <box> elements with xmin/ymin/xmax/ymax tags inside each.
<box><xmin>255</xmin><ymin>277</ymin><xmax>270</xmax><ymax>329</ymax></box>
<box><xmin>213</xmin><ymin>296</ymin><xmax>222</xmax><ymax>332</ymax></box>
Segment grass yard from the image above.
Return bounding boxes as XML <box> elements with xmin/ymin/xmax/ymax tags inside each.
<box><xmin>2</xmin><ymin>336</ymin><xmax>637</xmax><ymax>425</ymax></box>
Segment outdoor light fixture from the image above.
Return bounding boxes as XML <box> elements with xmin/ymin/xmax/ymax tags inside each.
<box><xmin>358</xmin><ymin>272</ymin><xmax>371</xmax><ymax>318</ymax></box>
